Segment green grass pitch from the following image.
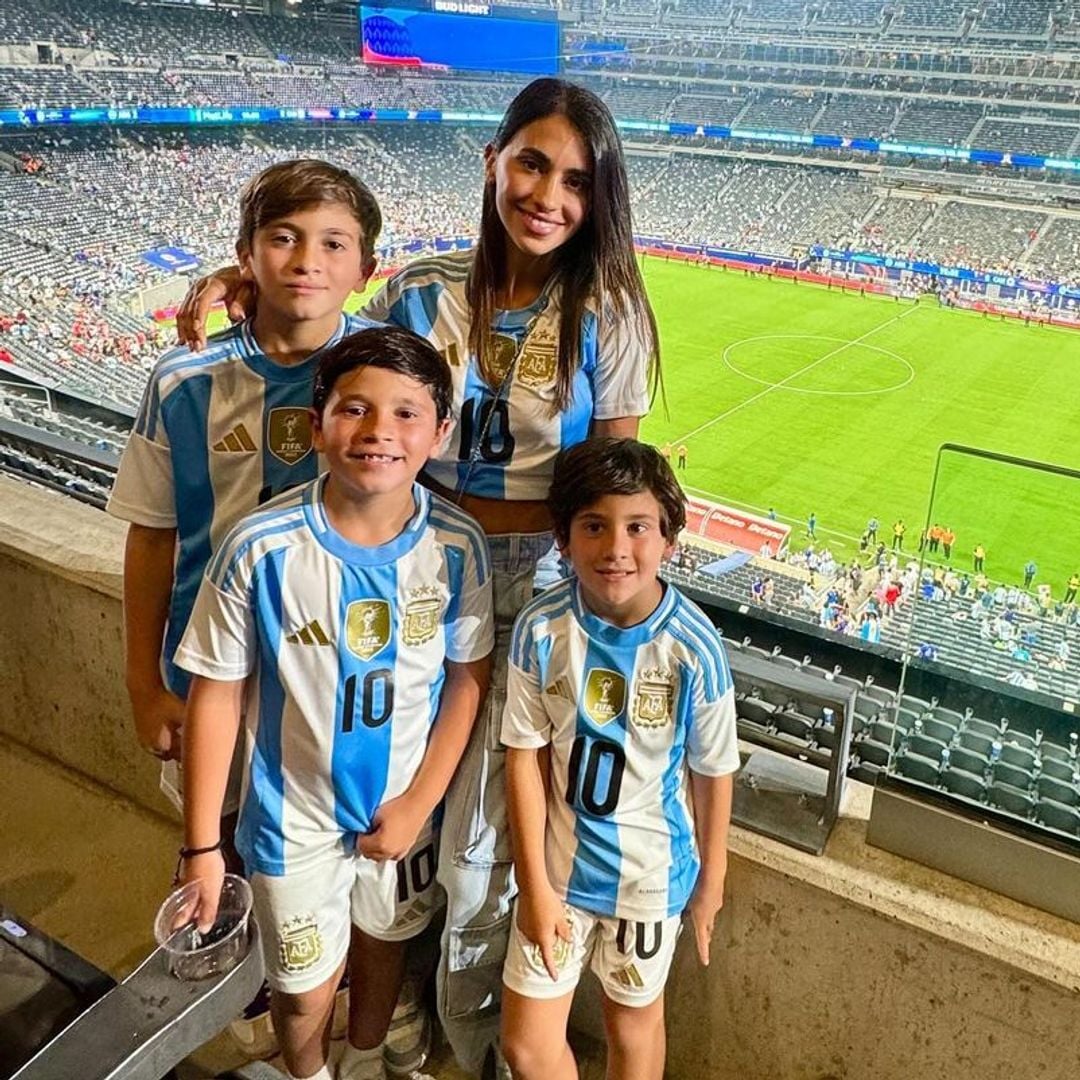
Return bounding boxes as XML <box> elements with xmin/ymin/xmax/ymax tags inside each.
<box><xmin>638</xmin><ymin>259</ymin><xmax>1080</xmax><ymax>592</ymax></box>
<box><xmin>192</xmin><ymin>260</ymin><xmax>1080</xmax><ymax>591</ymax></box>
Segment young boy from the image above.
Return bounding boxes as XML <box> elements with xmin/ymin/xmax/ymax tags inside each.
<box><xmin>174</xmin><ymin>327</ymin><xmax>494</xmax><ymax>1080</ymax></box>
<box><xmin>499</xmin><ymin>438</ymin><xmax>739</xmax><ymax>1080</ymax></box>
<box><xmin>108</xmin><ymin>158</ymin><xmax>382</xmax><ymax>782</ymax></box>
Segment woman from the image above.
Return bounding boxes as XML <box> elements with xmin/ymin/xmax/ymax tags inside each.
<box><xmin>176</xmin><ymin>77</ymin><xmax>660</xmax><ymax>1076</ymax></box>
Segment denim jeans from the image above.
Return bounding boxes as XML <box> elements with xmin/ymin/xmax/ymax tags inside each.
<box><xmin>436</xmin><ymin>530</ymin><xmax>552</xmax><ymax>1075</ymax></box>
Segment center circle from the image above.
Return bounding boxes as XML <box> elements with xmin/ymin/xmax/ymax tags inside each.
<box><xmin>722</xmin><ymin>334</ymin><xmax>915</xmax><ymax>396</ymax></box>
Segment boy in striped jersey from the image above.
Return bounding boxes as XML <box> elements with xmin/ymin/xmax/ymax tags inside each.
<box><xmin>174</xmin><ymin>328</ymin><xmax>494</xmax><ymax>1080</ymax></box>
<box><xmin>108</xmin><ymin>159</ymin><xmax>382</xmax><ymax>788</ymax></box>
<box><xmin>500</xmin><ymin>439</ymin><xmax>738</xmax><ymax>1080</ymax></box>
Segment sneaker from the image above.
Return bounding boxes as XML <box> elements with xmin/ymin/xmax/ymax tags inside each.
<box><xmin>229</xmin><ymin>982</ymin><xmax>278</xmax><ymax>1060</ymax></box>
<box><xmin>382</xmin><ymin>981</ymin><xmax>432</xmax><ymax>1078</ymax></box>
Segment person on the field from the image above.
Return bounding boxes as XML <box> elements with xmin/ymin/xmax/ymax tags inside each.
<box><xmin>677</xmin><ymin>443</ymin><xmax>688</xmax><ymax>469</ymax></box>
<box><xmin>807</xmin><ymin>511</ymin><xmax>817</xmax><ymax>541</ymax></box>
<box><xmin>1023</xmin><ymin>559</ymin><xmax>1038</xmax><ymax>589</ymax></box>
<box><xmin>891</xmin><ymin>519</ymin><xmax>906</xmax><ymax>551</ymax></box>
<box><xmin>174</xmin><ymin>77</ymin><xmax>660</xmax><ymax>1077</ymax></box>
<box><xmin>866</xmin><ymin>516</ymin><xmax>879</xmax><ymax>543</ymax></box>
<box><xmin>973</xmin><ymin>543</ymin><xmax>986</xmax><ymax>572</ymax></box>
<box><xmin>175</xmin><ymin>329</ymin><xmax>493</xmax><ymax>1080</ymax></box>
<box><xmin>941</xmin><ymin>525</ymin><xmax>955</xmax><ymax>560</ymax></box>
<box><xmin>1066</xmin><ymin>573</ymin><xmax>1080</xmax><ymax>605</ymax></box>
<box><xmin>500</xmin><ymin>439</ymin><xmax>737</xmax><ymax>1080</ymax></box>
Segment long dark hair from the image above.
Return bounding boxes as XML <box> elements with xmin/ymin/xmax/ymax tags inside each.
<box><xmin>467</xmin><ymin>78</ymin><xmax>660</xmax><ymax>413</ymax></box>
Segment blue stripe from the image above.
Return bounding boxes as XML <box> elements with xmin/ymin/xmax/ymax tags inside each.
<box><xmin>511</xmin><ymin>582</ymin><xmax>573</xmax><ymax>666</ymax></box>
<box><xmin>666</xmin><ymin>656</ymin><xmax>698</xmax><ymax>915</ymax></box>
<box><xmin>443</xmin><ymin>544</ymin><xmax>464</xmax><ymax>626</ymax></box>
<box><xmin>565</xmin><ymin>638</ymin><xmax>629</xmax><ymax>915</ymax></box>
<box><xmin>456</xmin><ymin>363</ymin><xmax>507</xmax><ymax>498</ymax></box>
<box><xmin>668</xmin><ymin>612</ymin><xmax>723</xmax><ymax>701</ymax></box>
<box><xmin>559</xmin><ymin>313</ymin><xmax>597</xmax><ymax>452</ymax></box>
<box><xmin>259</xmin><ymin>380</ymin><xmax>321</xmax><ymax>505</ymax></box>
<box><xmin>162</xmin><ymin>372</ymin><xmax>214</xmax><ymax>692</ymax></box>
<box><xmin>210</xmin><ymin>506</ymin><xmax>306</xmax><ymax>591</ymax></box>
<box><xmin>428</xmin><ymin>505</ymin><xmax>490</xmax><ymax>587</ymax></box>
<box><xmin>206</xmin><ymin>489</ymin><xmax>307</xmax><ymax>583</ymax></box>
<box><xmin>331</xmin><ymin>563</ymin><xmax>398</xmax><ymax>837</ymax></box>
<box><xmin>238</xmin><ymin>546</ymin><xmax>289</xmax><ymax>875</ymax></box>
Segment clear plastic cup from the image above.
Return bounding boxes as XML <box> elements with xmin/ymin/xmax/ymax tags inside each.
<box><xmin>153</xmin><ymin>874</ymin><xmax>253</xmax><ymax>981</ymax></box>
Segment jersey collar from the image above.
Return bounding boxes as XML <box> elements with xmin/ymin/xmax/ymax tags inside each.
<box><xmin>238</xmin><ymin>314</ymin><xmax>349</xmax><ymax>383</ymax></box>
<box><xmin>303</xmin><ymin>477</ymin><xmax>430</xmax><ymax>565</ymax></box>
<box><xmin>571</xmin><ymin>578</ymin><xmax>678</xmax><ymax>649</ymax></box>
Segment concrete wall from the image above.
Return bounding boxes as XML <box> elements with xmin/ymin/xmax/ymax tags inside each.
<box><xmin>3</xmin><ymin>475</ymin><xmax>1080</xmax><ymax>1080</ymax></box>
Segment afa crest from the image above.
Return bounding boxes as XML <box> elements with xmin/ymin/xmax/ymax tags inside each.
<box><xmin>583</xmin><ymin>668</ymin><xmax>626</xmax><ymax>727</ymax></box>
<box><xmin>402</xmin><ymin>585</ymin><xmax>442</xmax><ymax>647</ymax></box>
<box><xmin>346</xmin><ymin>600</ymin><xmax>391</xmax><ymax>661</ymax></box>
<box><xmin>279</xmin><ymin>914</ymin><xmax>323</xmax><ymax>973</ymax></box>
<box><xmin>632</xmin><ymin>669</ymin><xmax>675</xmax><ymax>729</ymax></box>
<box><xmin>517</xmin><ymin>324</ymin><xmax>558</xmax><ymax>389</ymax></box>
<box><xmin>267</xmin><ymin>407</ymin><xmax>312</xmax><ymax>466</ymax></box>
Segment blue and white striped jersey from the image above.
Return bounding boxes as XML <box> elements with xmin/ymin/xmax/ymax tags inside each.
<box><xmin>174</xmin><ymin>478</ymin><xmax>493</xmax><ymax>876</ymax></box>
<box><xmin>364</xmin><ymin>251</ymin><xmax>651</xmax><ymax>501</ymax></box>
<box><xmin>108</xmin><ymin>313</ymin><xmax>380</xmax><ymax>695</ymax></box>
<box><xmin>502</xmin><ymin>579</ymin><xmax>739</xmax><ymax>921</ymax></box>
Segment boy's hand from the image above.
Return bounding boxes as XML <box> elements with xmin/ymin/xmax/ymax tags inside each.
<box><xmin>176</xmin><ymin>850</ymin><xmax>226</xmax><ymax>935</ymax></box>
<box><xmin>517</xmin><ymin>885</ymin><xmax>572</xmax><ymax>982</ymax></box>
<box><xmin>686</xmin><ymin>866</ymin><xmax>727</xmax><ymax>966</ymax></box>
<box><xmin>357</xmin><ymin>794</ymin><xmax>427</xmax><ymax>862</ymax></box>
<box><xmin>131</xmin><ymin>685</ymin><xmax>186</xmax><ymax>760</ymax></box>
<box><xmin>175</xmin><ymin>266</ymin><xmax>252</xmax><ymax>352</ymax></box>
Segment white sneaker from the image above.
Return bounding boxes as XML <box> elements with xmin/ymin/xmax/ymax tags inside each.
<box><xmin>228</xmin><ymin>982</ymin><xmax>278</xmax><ymax>1060</ymax></box>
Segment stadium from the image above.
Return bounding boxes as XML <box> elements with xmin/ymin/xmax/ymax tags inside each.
<box><xmin>1</xmin><ymin>2</ymin><xmax>1079</xmax><ymax>1079</ymax></box>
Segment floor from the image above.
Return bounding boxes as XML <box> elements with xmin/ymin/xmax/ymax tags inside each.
<box><xmin>0</xmin><ymin>736</ymin><xmax>604</xmax><ymax>1080</ymax></box>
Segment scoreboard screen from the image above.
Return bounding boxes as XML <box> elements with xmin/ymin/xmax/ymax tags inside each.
<box><xmin>360</xmin><ymin>2</ymin><xmax>560</xmax><ymax>76</ymax></box>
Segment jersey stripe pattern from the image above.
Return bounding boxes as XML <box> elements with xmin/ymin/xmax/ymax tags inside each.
<box><xmin>107</xmin><ymin>313</ymin><xmax>380</xmax><ymax>696</ymax></box>
<box><xmin>502</xmin><ymin>579</ymin><xmax>739</xmax><ymax>920</ymax></box>
<box><xmin>174</xmin><ymin>478</ymin><xmax>493</xmax><ymax>876</ymax></box>
<box><xmin>363</xmin><ymin>251</ymin><xmax>651</xmax><ymax>501</ymax></box>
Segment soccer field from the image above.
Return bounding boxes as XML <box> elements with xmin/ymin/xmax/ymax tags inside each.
<box><xmin>638</xmin><ymin>260</ymin><xmax>1080</xmax><ymax>591</ymax></box>
<box><xmin>194</xmin><ymin>260</ymin><xmax>1080</xmax><ymax>589</ymax></box>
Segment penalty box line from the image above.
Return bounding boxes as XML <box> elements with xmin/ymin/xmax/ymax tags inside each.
<box><xmin>670</xmin><ymin>303</ymin><xmax>921</xmax><ymax>447</ymax></box>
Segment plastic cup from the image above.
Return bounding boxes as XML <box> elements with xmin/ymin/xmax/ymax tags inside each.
<box><xmin>153</xmin><ymin>874</ymin><xmax>253</xmax><ymax>981</ymax></box>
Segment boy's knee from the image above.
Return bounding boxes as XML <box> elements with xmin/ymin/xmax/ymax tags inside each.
<box><xmin>501</xmin><ymin>1028</ymin><xmax>564</xmax><ymax>1078</ymax></box>
<box><xmin>604</xmin><ymin>997</ymin><xmax>664</xmax><ymax>1055</ymax></box>
<box><xmin>272</xmin><ymin>977</ymin><xmax>339</xmax><ymax>1020</ymax></box>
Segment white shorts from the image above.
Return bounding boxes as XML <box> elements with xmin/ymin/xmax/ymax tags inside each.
<box><xmin>251</xmin><ymin>827</ymin><xmax>441</xmax><ymax>994</ymax></box>
<box><xmin>502</xmin><ymin>899</ymin><xmax>681</xmax><ymax>1008</ymax></box>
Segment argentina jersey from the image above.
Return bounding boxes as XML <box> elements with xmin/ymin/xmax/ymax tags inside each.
<box><xmin>174</xmin><ymin>478</ymin><xmax>494</xmax><ymax>876</ymax></box>
<box><xmin>364</xmin><ymin>251</ymin><xmax>651</xmax><ymax>501</ymax></box>
<box><xmin>108</xmin><ymin>312</ymin><xmax>380</xmax><ymax>695</ymax></box>
<box><xmin>502</xmin><ymin>579</ymin><xmax>739</xmax><ymax>921</ymax></box>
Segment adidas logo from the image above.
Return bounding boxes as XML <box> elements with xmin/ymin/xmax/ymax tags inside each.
<box><xmin>544</xmin><ymin>676</ymin><xmax>573</xmax><ymax>701</ymax></box>
<box><xmin>212</xmin><ymin>424</ymin><xmax>256</xmax><ymax>453</ymax></box>
<box><xmin>612</xmin><ymin>963</ymin><xmax>644</xmax><ymax>989</ymax></box>
<box><xmin>285</xmin><ymin>620</ymin><xmax>332</xmax><ymax>646</ymax></box>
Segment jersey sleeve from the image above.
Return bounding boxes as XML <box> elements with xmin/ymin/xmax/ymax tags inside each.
<box><xmin>444</xmin><ymin>533</ymin><xmax>495</xmax><ymax>664</ymax></box>
<box><xmin>106</xmin><ymin>367</ymin><xmax>176</xmax><ymax>527</ymax></box>
<box><xmin>173</xmin><ymin>535</ymin><xmax>256</xmax><ymax>682</ymax></box>
<box><xmin>360</xmin><ymin>273</ymin><xmax>406</xmax><ymax>327</ymax></box>
<box><xmin>500</xmin><ymin>614</ymin><xmax>551</xmax><ymax>750</ymax></box>
<box><xmin>590</xmin><ymin>303</ymin><xmax>652</xmax><ymax>422</ymax></box>
<box><xmin>685</xmin><ymin>644</ymin><xmax>741</xmax><ymax>778</ymax></box>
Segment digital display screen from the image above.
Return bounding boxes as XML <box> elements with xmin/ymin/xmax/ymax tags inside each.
<box><xmin>359</xmin><ymin>2</ymin><xmax>560</xmax><ymax>75</ymax></box>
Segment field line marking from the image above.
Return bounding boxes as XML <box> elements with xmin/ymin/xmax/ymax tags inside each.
<box><xmin>671</xmin><ymin>303</ymin><xmax>921</xmax><ymax>445</ymax></box>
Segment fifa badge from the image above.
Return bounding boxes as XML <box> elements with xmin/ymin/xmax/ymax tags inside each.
<box><xmin>346</xmin><ymin>600</ymin><xmax>391</xmax><ymax>661</ymax></box>
<box><xmin>583</xmin><ymin>668</ymin><xmax>627</xmax><ymax>727</ymax></box>
<box><xmin>267</xmin><ymin>407</ymin><xmax>312</xmax><ymax>466</ymax></box>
